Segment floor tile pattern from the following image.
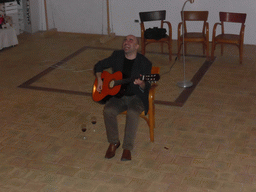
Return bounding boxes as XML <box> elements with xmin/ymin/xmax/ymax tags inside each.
<box><xmin>0</xmin><ymin>32</ymin><xmax>256</xmax><ymax>191</ymax></box>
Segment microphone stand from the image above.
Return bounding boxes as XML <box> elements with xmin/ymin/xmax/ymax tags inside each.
<box><xmin>177</xmin><ymin>0</ymin><xmax>194</xmax><ymax>88</ymax></box>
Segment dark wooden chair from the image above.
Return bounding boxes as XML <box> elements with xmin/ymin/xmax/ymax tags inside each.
<box><xmin>139</xmin><ymin>10</ymin><xmax>172</xmax><ymax>61</ymax></box>
<box><xmin>177</xmin><ymin>11</ymin><xmax>209</xmax><ymax>59</ymax></box>
<box><xmin>122</xmin><ymin>67</ymin><xmax>160</xmax><ymax>142</ymax></box>
<box><xmin>211</xmin><ymin>12</ymin><xmax>247</xmax><ymax>64</ymax></box>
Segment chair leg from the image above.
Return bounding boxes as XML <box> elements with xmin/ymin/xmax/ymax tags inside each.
<box><xmin>147</xmin><ymin>94</ymin><xmax>155</xmax><ymax>142</ymax></box>
<box><xmin>202</xmin><ymin>43</ymin><xmax>205</xmax><ymax>55</ymax></box>
<box><xmin>206</xmin><ymin>41</ymin><xmax>209</xmax><ymax>59</ymax></box>
<box><xmin>177</xmin><ymin>44</ymin><xmax>182</xmax><ymax>60</ymax></box>
<box><xmin>211</xmin><ymin>41</ymin><xmax>215</xmax><ymax>61</ymax></box>
<box><xmin>221</xmin><ymin>43</ymin><xmax>224</xmax><ymax>56</ymax></box>
<box><xmin>239</xmin><ymin>44</ymin><xmax>243</xmax><ymax>64</ymax></box>
<box><xmin>184</xmin><ymin>42</ymin><xmax>187</xmax><ymax>56</ymax></box>
<box><xmin>169</xmin><ymin>42</ymin><xmax>172</xmax><ymax>61</ymax></box>
<box><xmin>177</xmin><ymin>38</ymin><xmax>181</xmax><ymax>59</ymax></box>
<box><xmin>148</xmin><ymin>109</ymin><xmax>154</xmax><ymax>142</ymax></box>
<box><xmin>161</xmin><ymin>42</ymin><xmax>164</xmax><ymax>54</ymax></box>
<box><xmin>141</xmin><ymin>42</ymin><xmax>145</xmax><ymax>55</ymax></box>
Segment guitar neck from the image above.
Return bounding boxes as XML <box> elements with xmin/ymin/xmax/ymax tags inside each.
<box><xmin>114</xmin><ymin>78</ymin><xmax>133</xmax><ymax>86</ymax></box>
<box><xmin>113</xmin><ymin>74</ymin><xmax>158</xmax><ymax>86</ymax></box>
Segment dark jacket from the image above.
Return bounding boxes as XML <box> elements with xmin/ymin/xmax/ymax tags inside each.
<box><xmin>94</xmin><ymin>50</ymin><xmax>152</xmax><ymax>114</ymax></box>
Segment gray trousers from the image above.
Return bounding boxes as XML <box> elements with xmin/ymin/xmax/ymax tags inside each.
<box><xmin>103</xmin><ymin>95</ymin><xmax>144</xmax><ymax>150</ymax></box>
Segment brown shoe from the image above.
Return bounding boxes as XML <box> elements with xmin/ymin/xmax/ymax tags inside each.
<box><xmin>105</xmin><ymin>142</ymin><xmax>120</xmax><ymax>159</ymax></box>
<box><xmin>121</xmin><ymin>149</ymin><xmax>131</xmax><ymax>161</ymax></box>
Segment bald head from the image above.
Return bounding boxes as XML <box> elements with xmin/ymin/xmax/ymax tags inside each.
<box><xmin>123</xmin><ymin>35</ymin><xmax>140</xmax><ymax>59</ymax></box>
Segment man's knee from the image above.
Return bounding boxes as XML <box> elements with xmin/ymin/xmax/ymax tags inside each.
<box><xmin>126</xmin><ymin>108</ymin><xmax>142</xmax><ymax>117</ymax></box>
<box><xmin>104</xmin><ymin>106</ymin><xmax>118</xmax><ymax>117</ymax></box>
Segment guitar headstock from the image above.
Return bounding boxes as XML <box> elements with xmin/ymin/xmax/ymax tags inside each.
<box><xmin>141</xmin><ymin>74</ymin><xmax>160</xmax><ymax>83</ymax></box>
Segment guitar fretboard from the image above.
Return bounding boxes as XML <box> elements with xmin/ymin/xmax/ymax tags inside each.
<box><xmin>114</xmin><ymin>78</ymin><xmax>133</xmax><ymax>86</ymax></box>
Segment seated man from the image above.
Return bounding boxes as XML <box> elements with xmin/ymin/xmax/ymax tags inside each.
<box><xmin>94</xmin><ymin>35</ymin><xmax>152</xmax><ymax>161</ymax></box>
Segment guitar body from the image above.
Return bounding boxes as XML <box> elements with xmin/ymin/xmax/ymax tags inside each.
<box><xmin>92</xmin><ymin>71</ymin><xmax>123</xmax><ymax>102</ymax></box>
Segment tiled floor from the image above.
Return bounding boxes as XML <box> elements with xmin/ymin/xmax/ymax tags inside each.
<box><xmin>0</xmin><ymin>31</ymin><xmax>256</xmax><ymax>192</ymax></box>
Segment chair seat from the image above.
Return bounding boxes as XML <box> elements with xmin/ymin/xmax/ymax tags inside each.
<box><xmin>122</xmin><ymin>111</ymin><xmax>147</xmax><ymax>120</ymax></box>
<box><xmin>145</xmin><ymin>34</ymin><xmax>169</xmax><ymax>39</ymax></box>
<box><xmin>145</xmin><ymin>35</ymin><xmax>170</xmax><ymax>42</ymax></box>
<box><xmin>179</xmin><ymin>33</ymin><xmax>207</xmax><ymax>41</ymax></box>
<box><xmin>215</xmin><ymin>34</ymin><xmax>241</xmax><ymax>42</ymax></box>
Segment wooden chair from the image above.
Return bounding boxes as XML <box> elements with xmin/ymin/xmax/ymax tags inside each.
<box><xmin>122</xmin><ymin>66</ymin><xmax>160</xmax><ymax>142</ymax></box>
<box><xmin>211</xmin><ymin>12</ymin><xmax>247</xmax><ymax>64</ymax></box>
<box><xmin>177</xmin><ymin>11</ymin><xmax>209</xmax><ymax>59</ymax></box>
<box><xmin>139</xmin><ymin>10</ymin><xmax>172</xmax><ymax>61</ymax></box>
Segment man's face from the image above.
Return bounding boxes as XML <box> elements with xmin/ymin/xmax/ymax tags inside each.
<box><xmin>122</xmin><ymin>35</ymin><xmax>139</xmax><ymax>54</ymax></box>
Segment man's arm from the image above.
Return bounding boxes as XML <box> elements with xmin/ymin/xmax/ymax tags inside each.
<box><xmin>96</xmin><ymin>72</ymin><xmax>103</xmax><ymax>92</ymax></box>
<box><xmin>94</xmin><ymin>51</ymin><xmax>120</xmax><ymax>73</ymax></box>
<box><xmin>94</xmin><ymin>51</ymin><xmax>117</xmax><ymax>92</ymax></box>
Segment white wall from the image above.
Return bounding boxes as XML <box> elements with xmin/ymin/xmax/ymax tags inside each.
<box><xmin>30</xmin><ymin>0</ymin><xmax>40</xmax><ymax>33</ymax></box>
<box><xmin>45</xmin><ymin>0</ymin><xmax>108</xmax><ymax>34</ymax></box>
<box><xmin>44</xmin><ymin>0</ymin><xmax>256</xmax><ymax>45</ymax></box>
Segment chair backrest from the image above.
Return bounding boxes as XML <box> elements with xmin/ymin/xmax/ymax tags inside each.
<box><xmin>219</xmin><ymin>12</ymin><xmax>247</xmax><ymax>23</ymax></box>
<box><xmin>181</xmin><ymin>11</ymin><xmax>208</xmax><ymax>21</ymax></box>
<box><xmin>139</xmin><ymin>10</ymin><xmax>166</xmax><ymax>22</ymax></box>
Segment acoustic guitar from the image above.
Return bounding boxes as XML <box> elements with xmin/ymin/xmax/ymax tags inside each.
<box><xmin>92</xmin><ymin>71</ymin><xmax>160</xmax><ymax>102</ymax></box>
